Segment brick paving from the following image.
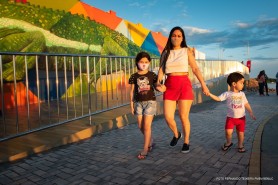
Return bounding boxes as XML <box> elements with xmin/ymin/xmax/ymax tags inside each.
<box><xmin>0</xmin><ymin>92</ymin><xmax>277</xmax><ymax>185</ymax></box>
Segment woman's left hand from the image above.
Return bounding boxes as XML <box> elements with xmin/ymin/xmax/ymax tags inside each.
<box><xmin>202</xmin><ymin>85</ymin><xmax>210</xmax><ymax>96</ymax></box>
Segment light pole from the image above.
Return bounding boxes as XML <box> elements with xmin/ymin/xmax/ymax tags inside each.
<box><xmin>218</xmin><ymin>43</ymin><xmax>225</xmax><ymax>60</ymax></box>
<box><xmin>242</xmin><ymin>40</ymin><xmax>250</xmax><ymax>89</ymax></box>
<box><xmin>247</xmin><ymin>41</ymin><xmax>250</xmax><ymax>60</ymax></box>
<box><xmin>242</xmin><ymin>40</ymin><xmax>250</xmax><ymax>61</ymax></box>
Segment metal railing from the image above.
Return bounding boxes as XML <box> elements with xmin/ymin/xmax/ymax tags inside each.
<box><xmin>0</xmin><ymin>52</ymin><xmax>249</xmax><ymax>141</ymax></box>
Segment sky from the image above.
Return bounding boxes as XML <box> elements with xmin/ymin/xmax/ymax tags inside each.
<box><xmin>83</xmin><ymin>0</ymin><xmax>278</xmax><ymax>78</ymax></box>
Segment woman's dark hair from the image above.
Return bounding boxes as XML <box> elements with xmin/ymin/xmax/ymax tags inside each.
<box><xmin>135</xmin><ymin>51</ymin><xmax>151</xmax><ymax>70</ymax></box>
<box><xmin>257</xmin><ymin>70</ymin><xmax>264</xmax><ymax>79</ymax></box>
<box><xmin>227</xmin><ymin>72</ymin><xmax>244</xmax><ymax>86</ymax></box>
<box><xmin>160</xmin><ymin>26</ymin><xmax>188</xmax><ymax>72</ymax></box>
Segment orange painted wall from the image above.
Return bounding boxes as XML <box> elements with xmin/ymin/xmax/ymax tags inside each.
<box><xmin>80</xmin><ymin>2</ymin><xmax>122</xmax><ymax>30</ymax></box>
<box><xmin>151</xmin><ymin>32</ymin><xmax>168</xmax><ymax>54</ymax></box>
<box><xmin>70</xmin><ymin>2</ymin><xmax>88</xmax><ymax>17</ymax></box>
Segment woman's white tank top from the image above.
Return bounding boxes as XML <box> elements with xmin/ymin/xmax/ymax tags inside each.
<box><xmin>165</xmin><ymin>48</ymin><xmax>188</xmax><ymax>74</ymax></box>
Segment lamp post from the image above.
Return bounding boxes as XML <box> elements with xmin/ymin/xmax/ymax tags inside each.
<box><xmin>242</xmin><ymin>40</ymin><xmax>250</xmax><ymax>89</ymax></box>
<box><xmin>247</xmin><ymin>41</ymin><xmax>250</xmax><ymax>60</ymax></box>
<box><xmin>242</xmin><ymin>40</ymin><xmax>250</xmax><ymax>61</ymax></box>
<box><xmin>218</xmin><ymin>43</ymin><xmax>225</xmax><ymax>60</ymax></box>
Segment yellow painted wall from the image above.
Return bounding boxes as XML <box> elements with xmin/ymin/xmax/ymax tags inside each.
<box><xmin>124</xmin><ymin>21</ymin><xmax>149</xmax><ymax>47</ymax></box>
<box><xmin>27</xmin><ymin>0</ymin><xmax>79</xmax><ymax>11</ymax></box>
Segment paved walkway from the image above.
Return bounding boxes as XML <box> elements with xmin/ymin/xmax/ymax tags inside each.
<box><xmin>0</xmin><ymin>92</ymin><xmax>277</xmax><ymax>185</ymax></box>
<box><xmin>261</xmin><ymin>114</ymin><xmax>278</xmax><ymax>185</ymax></box>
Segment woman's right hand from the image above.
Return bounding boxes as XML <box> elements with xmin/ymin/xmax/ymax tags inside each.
<box><xmin>156</xmin><ymin>84</ymin><xmax>166</xmax><ymax>92</ymax></box>
<box><xmin>156</xmin><ymin>78</ymin><xmax>163</xmax><ymax>87</ymax></box>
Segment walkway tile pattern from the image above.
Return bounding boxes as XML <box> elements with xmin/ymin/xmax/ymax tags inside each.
<box><xmin>0</xmin><ymin>92</ymin><xmax>277</xmax><ymax>185</ymax></box>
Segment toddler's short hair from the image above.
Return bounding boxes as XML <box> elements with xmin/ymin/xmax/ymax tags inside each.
<box><xmin>227</xmin><ymin>72</ymin><xmax>244</xmax><ymax>86</ymax></box>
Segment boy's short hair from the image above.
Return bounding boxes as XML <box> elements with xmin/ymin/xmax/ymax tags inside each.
<box><xmin>227</xmin><ymin>72</ymin><xmax>244</xmax><ymax>86</ymax></box>
<box><xmin>135</xmin><ymin>52</ymin><xmax>151</xmax><ymax>70</ymax></box>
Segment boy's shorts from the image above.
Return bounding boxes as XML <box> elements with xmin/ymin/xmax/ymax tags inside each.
<box><xmin>225</xmin><ymin>116</ymin><xmax>246</xmax><ymax>132</ymax></box>
<box><xmin>134</xmin><ymin>100</ymin><xmax>157</xmax><ymax>116</ymax></box>
<box><xmin>163</xmin><ymin>75</ymin><xmax>194</xmax><ymax>100</ymax></box>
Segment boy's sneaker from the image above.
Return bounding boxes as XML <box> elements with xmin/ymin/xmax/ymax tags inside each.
<box><xmin>170</xmin><ymin>132</ymin><xmax>182</xmax><ymax>146</ymax></box>
<box><xmin>181</xmin><ymin>143</ymin><xmax>190</xmax><ymax>153</ymax></box>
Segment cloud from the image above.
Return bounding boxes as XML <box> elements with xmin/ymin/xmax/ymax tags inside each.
<box><xmin>146</xmin><ymin>0</ymin><xmax>158</xmax><ymax>7</ymax></box>
<box><xmin>182</xmin><ymin>26</ymin><xmax>212</xmax><ymax>36</ymax></box>
<box><xmin>128</xmin><ymin>0</ymin><xmax>158</xmax><ymax>8</ymax></box>
<box><xmin>186</xmin><ymin>29</ymin><xmax>229</xmax><ymax>46</ymax></box>
<box><xmin>251</xmin><ymin>56</ymin><xmax>278</xmax><ymax>61</ymax></box>
<box><xmin>172</xmin><ymin>0</ymin><xmax>185</xmax><ymax>8</ymax></box>
<box><xmin>128</xmin><ymin>2</ymin><xmax>141</xmax><ymax>7</ymax></box>
<box><xmin>186</xmin><ymin>17</ymin><xmax>278</xmax><ymax>49</ymax></box>
<box><xmin>180</xmin><ymin>10</ymin><xmax>188</xmax><ymax>18</ymax></box>
<box><xmin>257</xmin><ymin>46</ymin><xmax>271</xmax><ymax>50</ymax></box>
<box><xmin>234</xmin><ymin>21</ymin><xmax>250</xmax><ymax>28</ymax></box>
<box><xmin>151</xmin><ymin>25</ymin><xmax>212</xmax><ymax>39</ymax></box>
<box><xmin>151</xmin><ymin>22</ymin><xmax>171</xmax><ymax>36</ymax></box>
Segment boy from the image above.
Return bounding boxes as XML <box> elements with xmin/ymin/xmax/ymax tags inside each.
<box><xmin>209</xmin><ymin>72</ymin><xmax>256</xmax><ymax>153</ymax></box>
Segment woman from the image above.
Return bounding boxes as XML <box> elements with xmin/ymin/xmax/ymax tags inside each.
<box><xmin>257</xmin><ymin>71</ymin><xmax>265</xmax><ymax>96</ymax></box>
<box><xmin>276</xmin><ymin>72</ymin><xmax>278</xmax><ymax>96</ymax></box>
<box><xmin>157</xmin><ymin>26</ymin><xmax>210</xmax><ymax>153</ymax></box>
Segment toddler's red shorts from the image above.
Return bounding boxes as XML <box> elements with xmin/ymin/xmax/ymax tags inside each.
<box><xmin>225</xmin><ymin>116</ymin><xmax>246</xmax><ymax>132</ymax></box>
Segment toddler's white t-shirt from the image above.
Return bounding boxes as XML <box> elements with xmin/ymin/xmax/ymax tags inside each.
<box><xmin>218</xmin><ymin>91</ymin><xmax>248</xmax><ymax>118</ymax></box>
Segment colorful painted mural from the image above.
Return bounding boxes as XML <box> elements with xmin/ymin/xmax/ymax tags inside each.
<box><xmin>24</xmin><ymin>0</ymin><xmax>168</xmax><ymax>56</ymax></box>
<box><xmin>1</xmin><ymin>0</ymin><xmax>168</xmax><ymax>56</ymax></box>
<box><xmin>0</xmin><ymin>0</ymin><xmax>203</xmax><ymax>109</ymax></box>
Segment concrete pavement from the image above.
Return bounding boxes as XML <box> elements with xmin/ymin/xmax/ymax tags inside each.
<box><xmin>0</xmin><ymin>92</ymin><xmax>277</xmax><ymax>185</ymax></box>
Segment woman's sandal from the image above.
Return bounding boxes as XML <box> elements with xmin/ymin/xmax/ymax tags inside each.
<box><xmin>137</xmin><ymin>153</ymin><xmax>148</xmax><ymax>160</ymax></box>
<box><xmin>222</xmin><ymin>143</ymin><xmax>233</xmax><ymax>151</ymax></box>
<box><xmin>238</xmin><ymin>147</ymin><xmax>246</xmax><ymax>153</ymax></box>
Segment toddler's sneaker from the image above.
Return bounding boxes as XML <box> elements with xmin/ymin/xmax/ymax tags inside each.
<box><xmin>181</xmin><ymin>143</ymin><xmax>190</xmax><ymax>153</ymax></box>
<box><xmin>170</xmin><ymin>132</ymin><xmax>182</xmax><ymax>146</ymax></box>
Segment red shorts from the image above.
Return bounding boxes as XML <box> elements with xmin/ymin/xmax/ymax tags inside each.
<box><xmin>225</xmin><ymin>116</ymin><xmax>246</xmax><ymax>132</ymax></box>
<box><xmin>163</xmin><ymin>75</ymin><xmax>194</xmax><ymax>100</ymax></box>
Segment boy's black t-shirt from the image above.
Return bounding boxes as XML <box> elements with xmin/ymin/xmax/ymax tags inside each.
<box><xmin>128</xmin><ymin>71</ymin><xmax>158</xmax><ymax>102</ymax></box>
